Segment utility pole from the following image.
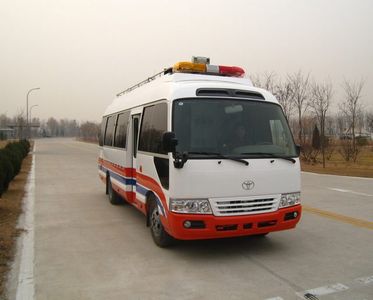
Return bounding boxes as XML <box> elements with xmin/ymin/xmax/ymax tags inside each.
<box><xmin>29</xmin><ymin>104</ymin><xmax>39</xmax><ymax>138</ymax></box>
<box><xmin>26</xmin><ymin>87</ymin><xmax>40</xmax><ymax>138</ymax></box>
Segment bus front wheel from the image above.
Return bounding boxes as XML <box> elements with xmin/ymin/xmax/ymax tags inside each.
<box><xmin>148</xmin><ymin>196</ymin><xmax>174</xmax><ymax>247</ymax></box>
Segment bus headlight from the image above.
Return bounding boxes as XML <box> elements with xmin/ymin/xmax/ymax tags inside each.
<box><xmin>279</xmin><ymin>192</ymin><xmax>301</xmax><ymax>208</ymax></box>
<box><xmin>170</xmin><ymin>199</ymin><xmax>212</xmax><ymax>214</ymax></box>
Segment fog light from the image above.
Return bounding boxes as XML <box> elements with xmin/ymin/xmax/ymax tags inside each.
<box><xmin>184</xmin><ymin>221</ymin><xmax>192</xmax><ymax>228</ymax></box>
<box><xmin>284</xmin><ymin>211</ymin><xmax>299</xmax><ymax>221</ymax></box>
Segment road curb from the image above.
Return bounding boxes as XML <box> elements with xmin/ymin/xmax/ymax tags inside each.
<box><xmin>301</xmin><ymin>171</ymin><xmax>373</xmax><ymax>180</ymax></box>
<box><xmin>14</xmin><ymin>145</ymin><xmax>36</xmax><ymax>300</ymax></box>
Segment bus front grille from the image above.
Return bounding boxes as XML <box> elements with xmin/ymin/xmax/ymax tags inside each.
<box><xmin>209</xmin><ymin>195</ymin><xmax>280</xmax><ymax>216</ymax></box>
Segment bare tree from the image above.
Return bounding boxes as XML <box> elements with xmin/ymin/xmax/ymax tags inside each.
<box><xmin>12</xmin><ymin>110</ymin><xmax>26</xmax><ymax>139</ymax></box>
<box><xmin>251</xmin><ymin>71</ymin><xmax>277</xmax><ymax>93</ymax></box>
<box><xmin>47</xmin><ymin>117</ymin><xmax>59</xmax><ymax>136</ymax></box>
<box><xmin>274</xmin><ymin>80</ymin><xmax>294</xmax><ymax>120</ymax></box>
<box><xmin>251</xmin><ymin>72</ymin><xmax>295</xmax><ymax>120</ymax></box>
<box><xmin>79</xmin><ymin>121</ymin><xmax>100</xmax><ymax>142</ymax></box>
<box><xmin>367</xmin><ymin>110</ymin><xmax>373</xmax><ymax>133</ymax></box>
<box><xmin>356</xmin><ymin>107</ymin><xmax>365</xmax><ymax>135</ymax></box>
<box><xmin>288</xmin><ymin>70</ymin><xmax>310</xmax><ymax>144</ymax></box>
<box><xmin>301</xmin><ymin>115</ymin><xmax>317</xmax><ymax>144</ymax></box>
<box><xmin>309</xmin><ymin>81</ymin><xmax>333</xmax><ymax>168</ymax></box>
<box><xmin>66</xmin><ymin>119</ymin><xmax>79</xmax><ymax>136</ymax></box>
<box><xmin>325</xmin><ymin>115</ymin><xmax>336</xmax><ymax>136</ymax></box>
<box><xmin>339</xmin><ymin>79</ymin><xmax>364</xmax><ymax>152</ymax></box>
<box><xmin>30</xmin><ymin>117</ymin><xmax>40</xmax><ymax>138</ymax></box>
<box><xmin>336</xmin><ymin>113</ymin><xmax>347</xmax><ymax>137</ymax></box>
<box><xmin>0</xmin><ymin>114</ymin><xmax>11</xmax><ymax>128</ymax></box>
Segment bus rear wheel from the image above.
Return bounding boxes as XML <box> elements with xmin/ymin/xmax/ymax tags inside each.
<box><xmin>148</xmin><ymin>196</ymin><xmax>174</xmax><ymax>247</ymax></box>
<box><xmin>107</xmin><ymin>176</ymin><xmax>121</xmax><ymax>205</ymax></box>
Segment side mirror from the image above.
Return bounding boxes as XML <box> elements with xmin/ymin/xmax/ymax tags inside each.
<box><xmin>162</xmin><ymin>131</ymin><xmax>178</xmax><ymax>153</ymax></box>
<box><xmin>295</xmin><ymin>144</ymin><xmax>301</xmax><ymax>157</ymax></box>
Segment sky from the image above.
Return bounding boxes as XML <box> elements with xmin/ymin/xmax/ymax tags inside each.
<box><xmin>1</xmin><ymin>0</ymin><xmax>372</xmax><ymax>122</ymax></box>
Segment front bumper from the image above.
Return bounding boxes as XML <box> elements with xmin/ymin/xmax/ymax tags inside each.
<box><xmin>166</xmin><ymin>205</ymin><xmax>302</xmax><ymax>240</ymax></box>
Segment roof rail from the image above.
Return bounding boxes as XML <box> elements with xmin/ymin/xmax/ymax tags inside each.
<box><xmin>116</xmin><ymin>67</ymin><xmax>173</xmax><ymax>97</ymax></box>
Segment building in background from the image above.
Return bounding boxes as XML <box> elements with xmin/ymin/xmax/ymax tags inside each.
<box><xmin>0</xmin><ymin>127</ymin><xmax>16</xmax><ymax>139</ymax></box>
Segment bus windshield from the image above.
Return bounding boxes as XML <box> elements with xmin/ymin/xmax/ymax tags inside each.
<box><xmin>173</xmin><ymin>98</ymin><xmax>297</xmax><ymax>158</ymax></box>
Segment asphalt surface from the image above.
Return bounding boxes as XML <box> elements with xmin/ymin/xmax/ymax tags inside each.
<box><xmin>11</xmin><ymin>138</ymin><xmax>373</xmax><ymax>299</ymax></box>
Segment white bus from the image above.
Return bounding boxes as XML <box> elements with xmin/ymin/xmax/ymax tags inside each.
<box><xmin>98</xmin><ymin>57</ymin><xmax>301</xmax><ymax>247</ymax></box>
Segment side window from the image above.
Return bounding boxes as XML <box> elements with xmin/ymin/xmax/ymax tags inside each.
<box><xmin>133</xmin><ymin>116</ymin><xmax>139</xmax><ymax>158</ymax></box>
<box><xmin>104</xmin><ymin>115</ymin><xmax>116</xmax><ymax>146</ymax></box>
<box><xmin>139</xmin><ymin>103</ymin><xmax>167</xmax><ymax>154</ymax></box>
<box><xmin>114</xmin><ymin>112</ymin><xmax>130</xmax><ymax>148</ymax></box>
<box><xmin>99</xmin><ymin>117</ymin><xmax>107</xmax><ymax>146</ymax></box>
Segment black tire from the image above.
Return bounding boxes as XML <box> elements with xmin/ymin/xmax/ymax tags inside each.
<box><xmin>254</xmin><ymin>233</ymin><xmax>269</xmax><ymax>237</ymax></box>
<box><xmin>107</xmin><ymin>176</ymin><xmax>121</xmax><ymax>205</ymax></box>
<box><xmin>148</xmin><ymin>196</ymin><xmax>174</xmax><ymax>247</ymax></box>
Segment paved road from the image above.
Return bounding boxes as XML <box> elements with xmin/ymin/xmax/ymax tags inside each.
<box><xmin>15</xmin><ymin>138</ymin><xmax>373</xmax><ymax>299</ymax></box>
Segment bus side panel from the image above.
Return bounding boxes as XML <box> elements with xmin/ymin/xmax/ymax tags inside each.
<box><xmin>136</xmin><ymin>153</ymin><xmax>170</xmax><ymax>231</ymax></box>
<box><xmin>98</xmin><ymin>147</ymin><xmax>106</xmax><ymax>184</ymax></box>
<box><xmin>100</xmin><ymin>147</ymin><xmax>135</xmax><ymax>204</ymax></box>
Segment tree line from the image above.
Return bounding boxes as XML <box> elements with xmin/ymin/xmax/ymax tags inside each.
<box><xmin>252</xmin><ymin>71</ymin><xmax>372</xmax><ymax>166</ymax></box>
<box><xmin>0</xmin><ymin>114</ymin><xmax>99</xmax><ymax>142</ymax></box>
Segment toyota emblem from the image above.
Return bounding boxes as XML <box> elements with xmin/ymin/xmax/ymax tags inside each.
<box><xmin>242</xmin><ymin>180</ymin><xmax>255</xmax><ymax>190</ymax></box>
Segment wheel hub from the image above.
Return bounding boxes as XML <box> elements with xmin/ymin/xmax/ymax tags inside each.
<box><xmin>151</xmin><ymin>208</ymin><xmax>162</xmax><ymax>237</ymax></box>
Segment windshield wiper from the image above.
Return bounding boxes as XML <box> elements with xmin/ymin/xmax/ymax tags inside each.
<box><xmin>240</xmin><ymin>152</ymin><xmax>296</xmax><ymax>164</ymax></box>
<box><xmin>188</xmin><ymin>151</ymin><xmax>249</xmax><ymax>166</ymax></box>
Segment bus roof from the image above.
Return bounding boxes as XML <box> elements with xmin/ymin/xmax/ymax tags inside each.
<box><xmin>103</xmin><ymin>73</ymin><xmax>278</xmax><ymax>117</ymax></box>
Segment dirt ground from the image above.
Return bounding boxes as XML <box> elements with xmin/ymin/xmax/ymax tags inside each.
<box><xmin>301</xmin><ymin>161</ymin><xmax>373</xmax><ymax>177</ymax></box>
<box><xmin>301</xmin><ymin>145</ymin><xmax>373</xmax><ymax>178</ymax></box>
<box><xmin>0</xmin><ymin>141</ymin><xmax>8</xmax><ymax>149</ymax></box>
<box><xmin>0</xmin><ymin>153</ymin><xmax>32</xmax><ymax>298</ymax></box>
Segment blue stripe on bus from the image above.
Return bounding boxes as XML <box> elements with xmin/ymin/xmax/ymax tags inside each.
<box><xmin>101</xmin><ymin>166</ymin><xmax>136</xmax><ymax>186</ymax></box>
<box><xmin>99</xmin><ymin>164</ymin><xmax>166</xmax><ymax>217</ymax></box>
<box><xmin>136</xmin><ymin>184</ymin><xmax>148</xmax><ymax>196</ymax></box>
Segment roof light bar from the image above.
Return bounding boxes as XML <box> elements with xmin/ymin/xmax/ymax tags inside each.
<box><xmin>173</xmin><ymin>59</ymin><xmax>245</xmax><ymax>78</ymax></box>
<box><xmin>218</xmin><ymin>66</ymin><xmax>245</xmax><ymax>77</ymax></box>
<box><xmin>116</xmin><ymin>57</ymin><xmax>245</xmax><ymax>97</ymax></box>
<box><xmin>173</xmin><ymin>62</ymin><xmax>206</xmax><ymax>73</ymax></box>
